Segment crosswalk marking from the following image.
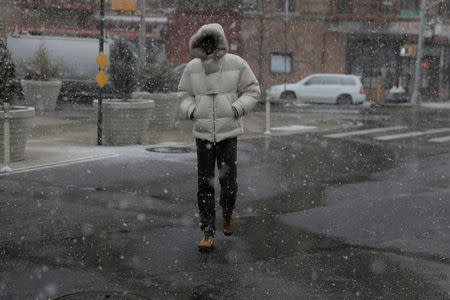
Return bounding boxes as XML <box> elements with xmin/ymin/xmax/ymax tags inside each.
<box><xmin>375</xmin><ymin>128</ymin><xmax>450</xmax><ymax>141</ymax></box>
<box><xmin>429</xmin><ymin>135</ymin><xmax>450</xmax><ymax>143</ymax></box>
<box><xmin>324</xmin><ymin>126</ymin><xmax>407</xmax><ymax>138</ymax></box>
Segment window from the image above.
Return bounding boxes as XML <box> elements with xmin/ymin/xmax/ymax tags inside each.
<box><xmin>346</xmin><ymin>39</ymin><xmax>399</xmax><ymax>89</ymax></box>
<box><xmin>243</xmin><ymin>0</ymin><xmax>258</xmax><ymax>10</ymax></box>
<box><xmin>340</xmin><ymin>77</ymin><xmax>356</xmax><ymax>85</ymax></box>
<box><xmin>337</xmin><ymin>0</ymin><xmax>353</xmax><ymax>14</ymax></box>
<box><xmin>324</xmin><ymin>76</ymin><xmax>340</xmax><ymax>85</ymax></box>
<box><xmin>162</xmin><ymin>0</ymin><xmax>177</xmax><ymax>9</ymax></box>
<box><xmin>401</xmin><ymin>0</ymin><xmax>420</xmax><ymax>11</ymax></box>
<box><xmin>270</xmin><ymin>53</ymin><xmax>291</xmax><ymax>73</ymax></box>
<box><xmin>305</xmin><ymin>76</ymin><xmax>324</xmax><ymax>85</ymax></box>
<box><xmin>277</xmin><ymin>0</ymin><xmax>296</xmax><ymax>12</ymax></box>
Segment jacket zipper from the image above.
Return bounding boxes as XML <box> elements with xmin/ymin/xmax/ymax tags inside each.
<box><xmin>212</xmin><ymin>94</ymin><xmax>216</xmax><ymax>142</ymax></box>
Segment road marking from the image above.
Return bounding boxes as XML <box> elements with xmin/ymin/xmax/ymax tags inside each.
<box><xmin>0</xmin><ymin>154</ymin><xmax>119</xmax><ymax>176</ymax></box>
<box><xmin>324</xmin><ymin>126</ymin><xmax>407</xmax><ymax>138</ymax></box>
<box><xmin>375</xmin><ymin>128</ymin><xmax>450</xmax><ymax>141</ymax></box>
<box><xmin>429</xmin><ymin>135</ymin><xmax>450</xmax><ymax>143</ymax></box>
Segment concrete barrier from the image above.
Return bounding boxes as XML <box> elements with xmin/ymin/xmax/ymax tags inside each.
<box><xmin>132</xmin><ymin>92</ymin><xmax>179</xmax><ymax>129</ymax></box>
<box><xmin>21</xmin><ymin>79</ymin><xmax>62</xmax><ymax>112</ymax></box>
<box><xmin>93</xmin><ymin>99</ymin><xmax>155</xmax><ymax>146</ymax></box>
<box><xmin>0</xmin><ymin>106</ymin><xmax>35</xmax><ymax>162</ymax></box>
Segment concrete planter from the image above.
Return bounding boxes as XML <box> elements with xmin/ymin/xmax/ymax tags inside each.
<box><xmin>0</xmin><ymin>106</ymin><xmax>35</xmax><ymax>162</ymax></box>
<box><xmin>132</xmin><ymin>92</ymin><xmax>179</xmax><ymax>129</ymax></box>
<box><xmin>93</xmin><ymin>99</ymin><xmax>155</xmax><ymax>146</ymax></box>
<box><xmin>20</xmin><ymin>79</ymin><xmax>62</xmax><ymax>112</ymax></box>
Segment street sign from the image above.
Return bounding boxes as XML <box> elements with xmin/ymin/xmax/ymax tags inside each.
<box><xmin>112</xmin><ymin>0</ymin><xmax>136</xmax><ymax>11</ymax></box>
<box><xmin>96</xmin><ymin>70</ymin><xmax>108</xmax><ymax>88</ymax></box>
<box><xmin>96</xmin><ymin>52</ymin><xmax>108</xmax><ymax>69</ymax></box>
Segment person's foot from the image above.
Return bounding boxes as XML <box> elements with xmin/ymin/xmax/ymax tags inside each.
<box><xmin>198</xmin><ymin>225</ymin><xmax>216</xmax><ymax>252</ymax></box>
<box><xmin>223</xmin><ymin>211</ymin><xmax>235</xmax><ymax>236</ymax></box>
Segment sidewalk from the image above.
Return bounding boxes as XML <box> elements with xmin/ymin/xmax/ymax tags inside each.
<box><xmin>1</xmin><ymin>104</ymin><xmax>354</xmax><ymax>174</ymax></box>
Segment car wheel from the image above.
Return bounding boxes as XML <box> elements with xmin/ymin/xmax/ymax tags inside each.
<box><xmin>337</xmin><ymin>95</ymin><xmax>352</xmax><ymax>105</ymax></box>
<box><xmin>280</xmin><ymin>91</ymin><xmax>296</xmax><ymax>100</ymax></box>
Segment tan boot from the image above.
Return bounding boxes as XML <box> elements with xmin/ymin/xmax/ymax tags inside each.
<box><xmin>198</xmin><ymin>226</ymin><xmax>216</xmax><ymax>252</ymax></box>
<box><xmin>223</xmin><ymin>211</ymin><xmax>235</xmax><ymax>236</ymax></box>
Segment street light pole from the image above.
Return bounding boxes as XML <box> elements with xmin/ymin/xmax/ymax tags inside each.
<box><xmin>411</xmin><ymin>0</ymin><xmax>427</xmax><ymax>105</ymax></box>
<box><xmin>283</xmin><ymin>0</ymin><xmax>288</xmax><ymax>91</ymax></box>
<box><xmin>138</xmin><ymin>0</ymin><xmax>146</xmax><ymax>90</ymax></box>
<box><xmin>97</xmin><ymin>0</ymin><xmax>105</xmax><ymax>146</ymax></box>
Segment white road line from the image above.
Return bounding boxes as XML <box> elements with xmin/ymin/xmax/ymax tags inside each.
<box><xmin>375</xmin><ymin>128</ymin><xmax>450</xmax><ymax>141</ymax></box>
<box><xmin>429</xmin><ymin>135</ymin><xmax>450</xmax><ymax>143</ymax></box>
<box><xmin>324</xmin><ymin>126</ymin><xmax>407</xmax><ymax>138</ymax></box>
<box><xmin>0</xmin><ymin>154</ymin><xmax>119</xmax><ymax>176</ymax></box>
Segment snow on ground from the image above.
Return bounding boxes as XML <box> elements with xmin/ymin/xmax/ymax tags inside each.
<box><xmin>294</xmin><ymin>101</ymin><xmax>312</xmax><ymax>107</ymax></box>
<box><xmin>270</xmin><ymin>125</ymin><xmax>317</xmax><ymax>131</ymax></box>
<box><xmin>422</xmin><ymin>102</ymin><xmax>450</xmax><ymax>109</ymax></box>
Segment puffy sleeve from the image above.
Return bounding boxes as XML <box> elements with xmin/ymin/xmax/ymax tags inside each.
<box><xmin>232</xmin><ymin>59</ymin><xmax>261</xmax><ymax>117</ymax></box>
<box><xmin>178</xmin><ymin>65</ymin><xmax>196</xmax><ymax>120</ymax></box>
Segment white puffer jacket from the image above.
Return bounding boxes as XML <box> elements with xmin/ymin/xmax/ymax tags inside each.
<box><xmin>178</xmin><ymin>23</ymin><xmax>261</xmax><ymax>142</ymax></box>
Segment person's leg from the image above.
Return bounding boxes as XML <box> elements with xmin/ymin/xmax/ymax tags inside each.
<box><xmin>217</xmin><ymin>138</ymin><xmax>237</xmax><ymax>215</ymax></box>
<box><xmin>196</xmin><ymin>139</ymin><xmax>217</xmax><ymax>230</ymax></box>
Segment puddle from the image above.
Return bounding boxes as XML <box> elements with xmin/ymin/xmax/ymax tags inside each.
<box><xmin>146</xmin><ymin>147</ymin><xmax>193</xmax><ymax>154</ymax></box>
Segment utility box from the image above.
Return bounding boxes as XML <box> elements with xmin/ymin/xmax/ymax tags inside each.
<box><xmin>112</xmin><ymin>0</ymin><xmax>136</xmax><ymax>12</ymax></box>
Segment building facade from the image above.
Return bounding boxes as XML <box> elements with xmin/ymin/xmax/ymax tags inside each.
<box><xmin>329</xmin><ymin>0</ymin><xmax>450</xmax><ymax>100</ymax></box>
<box><xmin>1</xmin><ymin>0</ymin><xmax>449</xmax><ymax>100</ymax></box>
<box><xmin>0</xmin><ymin>0</ymin><xmax>167</xmax><ymax>42</ymax></box>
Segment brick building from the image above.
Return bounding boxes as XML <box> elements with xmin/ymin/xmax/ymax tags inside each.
<box><xmin>164</xmin><ymin>0</ymin><xmax>449</xmax><ymax>100</ymax></box>
<box><xmin>239</xmin><ymin>0</ymin><xmax>346</xmax><ymax>95</ymax></box>
<box><xmin>0</xmin><ymin>0</ymin><xmax>167</xmax><ymax>41</ymax></box>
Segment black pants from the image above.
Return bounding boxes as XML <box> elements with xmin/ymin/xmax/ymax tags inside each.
<box><xmin>196</xmin><ymin>138</ymin><xmax>237</xmax><ymax>230</ymax></box>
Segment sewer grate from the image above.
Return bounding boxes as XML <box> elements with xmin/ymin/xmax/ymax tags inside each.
<box><xmin>53</xmin><ymin>291</ymin><xmax>150</xmax><ymax>300</ymax></box>
<box><xmin>146</xmin><ymin>146</ymin><xmax>193</xmax><ymax>154</ymax></box>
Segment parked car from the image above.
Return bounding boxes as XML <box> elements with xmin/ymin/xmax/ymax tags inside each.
<box><xmin>266</xmin><ymin>73</ymin><xmax>366</xmax><ymax>104</ymax></box>
<box><xmin>384</xmin><ymin>86</ymin><xmax>410</xmax><ymax>103</ymax></box>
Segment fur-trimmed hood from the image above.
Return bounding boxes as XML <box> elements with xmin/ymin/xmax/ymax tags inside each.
<box><xmin>189</xmin><ymin>23</ymin><xmax>229</xmax><ymax>60</ymax></box>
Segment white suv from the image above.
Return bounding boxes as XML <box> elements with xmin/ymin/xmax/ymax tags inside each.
<box><xmin>266</xmin><ymin>73</ymin><xmax>366</xmax><ymax>104</ymax></box>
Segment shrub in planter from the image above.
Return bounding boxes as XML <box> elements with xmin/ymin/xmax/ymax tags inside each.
<box><xmin>109</xmin><ymin>38</ymin><xmax>137</xmax><ymax>100</ymax></box>
<box><xmin>94</xmin><ymin>38</ymin><xmax>154</xmax><ymax>146</ymax></box>
<box><xmin>0</xmin><ymin>38</ymin><xmax>19</xmax><ymax>106</ymax></box>
<box><xmin>140</xmin><ymin>57</ymin><xmax>179</xmax><ymax>129</ymax></box>
<box><xmin>20</xmin><ymin>43</ymin><xmax>62</xmax><ymax>111</ymax></box>
<box><xmin>142</xmin><ymin>59</ymin><xmax>178</xmax><ymax>93</ymax></box>
<box><xmin>0</xmin><ymin>38</ymin><xmax>35</xmax><ymax>162</ymax></box>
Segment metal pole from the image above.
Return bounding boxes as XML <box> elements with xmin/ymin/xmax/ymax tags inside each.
<box><xmin>138</xmin><ymin>0</ymin><xmax>146</xmax><ymax>90</ymax></box>
<box><xmin>97</xmin><ymin>0</ymin><xmax>105</xmax><ymax>146</ymax></box>
<box><xmin>257</xmin><ymin>0</ymin><xmax>265</xmax><ymax>96</ymax></box>
<box><xmin>258</xmin><ymin>0</ymin><xmax>270</xmax><ymax>132</ymax></box>
<box><xmin>411</xmin><ymin>0</ymin><xmax>427</xmax><ymax>105</ymax></box>
<box><xmin>265</xmin><ymin>97</ymin><xmax>271</xmax><ymax>133</ymax></box>
<box><xmin>283</xmin><ymin>0</ymin><xmax>288</xmax><ymax>91</ymax></box>
<box><xmin>2</xmin><ymin>103</ymin><xmax>10</xmax><ymax>170</ymax></box>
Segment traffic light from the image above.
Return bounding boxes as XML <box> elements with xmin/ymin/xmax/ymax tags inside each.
<box><xmin>423</xmin><ymin>61</ymin><xmax>428</xmax><ymax>68</ymax></box>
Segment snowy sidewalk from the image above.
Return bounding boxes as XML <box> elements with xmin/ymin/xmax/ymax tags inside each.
<box><xmin>1</xmin><ymin>104</ymin><xmax>351</xmax><ymax>175</ymax></box>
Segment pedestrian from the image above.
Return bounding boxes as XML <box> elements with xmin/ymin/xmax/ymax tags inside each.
<box><xmin>178</xmin><ymin>23</ymin><xmax>261</xmax><ymax>252</ymax></box>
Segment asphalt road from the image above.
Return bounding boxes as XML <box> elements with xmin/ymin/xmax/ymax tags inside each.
<box><xmin>1</xmin><ymin>103</ymin><xmax>450</xmax><ymax>299</ymax></box>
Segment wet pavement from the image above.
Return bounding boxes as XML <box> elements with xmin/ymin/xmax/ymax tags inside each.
<box><xmin>1</xmin><ymin>103</ymin><xmax>450</xmax><ymax>299</ymax></box>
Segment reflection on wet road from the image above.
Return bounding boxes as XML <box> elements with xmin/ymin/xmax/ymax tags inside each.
<box><xmin>1</xmin><ymin>109</ymin><xmax>450</xmax><ymax>299</ymax></box>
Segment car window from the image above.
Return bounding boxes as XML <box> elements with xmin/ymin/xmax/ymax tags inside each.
<box><xmin>340</xmin><ymin>77</ymin><xmax>357</xmax><ymax>85</ymax></box>
<box><xmin>324</xmin><ymin>76</ymin><xmax>340</xmax><ymax>85</ymax></box>
<box><xmin>304</xmin><ymin>76</ymin><xmax>325</xmax><ymax>85</ymax></box>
